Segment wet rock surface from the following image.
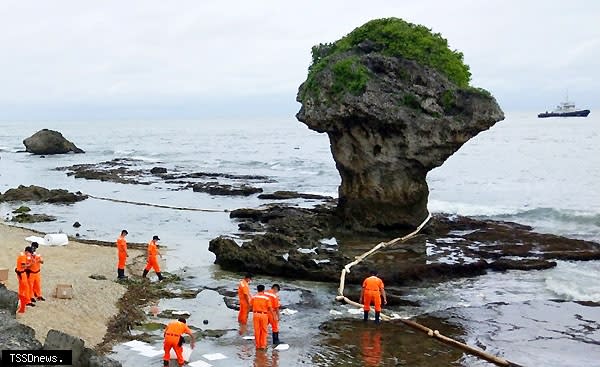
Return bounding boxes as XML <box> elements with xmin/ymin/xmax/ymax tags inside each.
<box><xmin>57</xmin><ymin>159</ymin><xmax>153</xmax><ymax>185</ymax></box>
<box><xmin>210</xmin><ymin>206</ymin><xmax>600</xmax><ymax>286</ymax></box>
<box><xmin>57</xmin><ymin>158</ymin><xmax>276</xmax><ymax>197</ymax></box>
<box><xmin>258</xmin><ymin>190</ymin><xmax>334</xmax><ymax>201</ymax></box>
<box><xmin>23</xmin><ymin>129</ymin><xmax>84</xmax><ymax>155</ymax></box>
<box><xmin>192</xmin><ymin>182</ymin><xmax>263</xmax><ymax>196</ymax></box>
<box><xmin>10</xmin><ymin>212</ymin><xmax>56</xmax><ymax>223</ymax></box>
<box><xmin>0</xmin><ymin>185</ymin><xmax>88</xmax><ymax>203</ymax></box>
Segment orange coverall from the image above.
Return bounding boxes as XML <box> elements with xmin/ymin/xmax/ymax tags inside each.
<box><xmin>116</xmin><ymin>235</ymin><xmax>127</xmax><ymax>270</ymax></box>
<box><xmin>163</xmin><ymin>320</ymin><xmax>192</xmax><ymax>366</ymax></box>
<box><xmin>362</xmin><ymin>275</ymin><xmax>385</xmax><ymax>312</ymax></box>
<box><xmin>144</xmin><ymin>240</ymin><xmax>160</xmax><ymax>273</ymax></box>
<box><xmin>265</xmin><ymin>289</ymin><xmax>280</xmax><ymax>333</ymax></box>
<box><xmin>238</xmin><ymin>279</ymin><xmax>251</xmax><ymax>324</ymax></box>
<box><xmin>15</xmin><ymin>252</ymin><xmax>31</xmax><ymax>313</ymax></box>
<box><xmin>28</xmin><ymin>253</ymin><xmax>43</xmax><ymax>300</ymax></box>
<box><xmin>251</xmin><ymin>292</ymin><xmax>272</xmax><ymax>349</ymax></box>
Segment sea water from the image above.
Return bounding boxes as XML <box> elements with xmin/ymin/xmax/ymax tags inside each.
<box><xmin>1</xmin><ymin>112</ymin><xmax>599</xmax><ymax>366</ymax></box>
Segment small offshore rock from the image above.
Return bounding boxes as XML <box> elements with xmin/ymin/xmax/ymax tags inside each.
<box><xmin>150</xmin><ymin>167</ymin><xmax>168</xmax><ymax>174</ymax></box>
<box><xmin>23</xmin><ymin>129</ymin><xmax>84</xmax><ymax>155</ymax></box>
<box><xmin>12</xmin><ymin>206</ymin><xmax>31</xmax><ymax>214</ymax></box>
<box><xmin>11</xmin><ymin>213</ymin><xmax>56</xmax><ymax>223</ymax></box>
<box><xmin>73</xmin><ymin>221</ymin><xmax>82</xmax><ymax>228</ymax></box>
<box><xmin>0</xmin><ymin>185</ymin><xmax>88</xmax><ymax>203</ymax></box>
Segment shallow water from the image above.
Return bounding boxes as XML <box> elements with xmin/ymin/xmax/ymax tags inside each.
<box><xmin>1</xmin><ymin>113</ymin><xmax>599</xmax><ymax>366</ymax></box>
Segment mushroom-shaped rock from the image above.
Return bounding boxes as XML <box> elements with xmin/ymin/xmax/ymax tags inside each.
<box><xmin>23</xmin><ymin>129</ymin><xmax>84</xmax><ymax>155</ymax></box>
<box><xmin>296</xmin><ymin>18</ymin><xmax>504</xmax><ymax>230</ymax></box>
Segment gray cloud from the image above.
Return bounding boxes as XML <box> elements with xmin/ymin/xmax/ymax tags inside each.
<box><xmin>0</xmin><ymin>0</ymin><xmax>598</xmax><ymax>119</ymax></box>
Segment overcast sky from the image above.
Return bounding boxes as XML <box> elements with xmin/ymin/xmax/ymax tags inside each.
<box><xmin>1</xmin><ymin>0</ymin><xmax>598</xmax><ymax>120</ymax></box>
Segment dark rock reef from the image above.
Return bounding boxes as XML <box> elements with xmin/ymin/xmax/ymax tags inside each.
<box><xmin>258</xmin><ymin>190</ymin><xmax>334</xmax><ymax>201</ymax></box>
<box><xmin>23</xmin><ymin>129</ymin><xmax>84</xmax><ymax>155</ymax></box>
<box><xmin>296</xmin><ymin>18</ymin><xmax>504</xmax><ymax>230</ymax></box>
<box><xmin>57</xmin><ymin>158</ymin><xmax>273</xmax><ymax>196</ymax></box>
<box><xmin>192</xmin><ymin>182</ymin><xmax>263</xmax><ymax>196</ymax></box>
<box><xmin>0</xmin><ymin>185</ymin><xmax>88</xmax><ymax>203</ymax></box>
<box><xmin>209</xmin><ymin>205</ymin><xmax>600</xmax><ymax>286</ymax></box>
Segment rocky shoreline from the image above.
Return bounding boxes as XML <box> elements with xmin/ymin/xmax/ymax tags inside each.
<box><xmin>209</xmin><ymin>204</ymin><xmax>600</xmax><ymax>286</ymax></box>
<box><xmin>0</xmin><ymin>285</ymin><xmax>121</xmax><ymax>367</ymax></box>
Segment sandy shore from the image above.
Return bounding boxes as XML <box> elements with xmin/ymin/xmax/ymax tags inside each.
<box><xmin>0</xmin><ymin>222</ymin><xmax>142</xmax><ymax>347</ymax></box>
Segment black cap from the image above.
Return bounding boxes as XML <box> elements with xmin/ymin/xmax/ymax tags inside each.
<box><xmin>25</xmin><ymin>246</ymin><xmax>33</xmax><ymax>253</ymax></box>
<box><xmin>121</xmin><ymin>229</ymin><xmax>128</xmax><ymax>235</ymax></box>
<box><xmin>31</xmin><ymin>242</ymin><xmax>39</xmax><ymax>249</ymax></box>
<box><xmin>153</xmin><ymin>235</ymin><xmax>160</xmax><ymax>241</ymax></box>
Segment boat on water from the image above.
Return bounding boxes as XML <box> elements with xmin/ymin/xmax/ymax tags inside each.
<box><xmin>538</xmin><ymin>97</ymin><xmax>590</xmax><ymax>118</ymax></box>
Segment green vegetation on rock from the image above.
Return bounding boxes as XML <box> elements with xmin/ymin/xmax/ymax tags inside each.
<box><xmin>331</xmin><ymin>57</ymin><xmax>370</xmax><ymax>95</ymax></box>
<box><xmin>402</xmin><ymin>93</ymin><xmax>421</xmax><ymax>110</ymax></box>
<box><xmin>441</xmin><ymin>90</ymin><xmax>456</xmax><ymax>112</ymax></box>
<box><xmin>303</xmin><ymin>17</ymin><xmax>472</xmax><ymax>99</ymax></box>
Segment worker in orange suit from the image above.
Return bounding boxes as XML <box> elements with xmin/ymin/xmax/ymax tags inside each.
<box><xmin>251</xmin><ymin>284</ymin><xmax>273</xmax><ymax>349</ymax></box>
<box><xmin>116</xmin><ymin>229</ymin><xmax>128</xmax><ymax>279</ymax></box>
<box><xmin>359</xmin><ymin>270</ymin><xmax>387</xmax><ymax>324</ymax></box>
<box><xmin>238</xmin><ymin>273</ymin><xmax>253</xmax><ymax>326</ymax></box>
<box><xmin>163</xmin><ymin>317</ymin><xmax>195</xmax><ymax>367</ymax></box>
<box><xmin>142</xmin><ymin>235</ymin><xmax>164</xmax><ymax>281</ymax></box>
<box><xmin>28</xmin><ymin>242</ymin><xmax>45</xmax><ymax>302</ymax></box>
<box><xmin>265</xmin><ymin>283</ymin><xmax>283</xmax><ymax>345</ymax></box>
<box><xmin>361</xmin><ymin>328</ymin><xmax>383</xmax><ymax>366</ymax></box>
<box><xmin>15</xmin><ymin>246</ymin><xmax>33</xmax><ymax>313</ymax></box>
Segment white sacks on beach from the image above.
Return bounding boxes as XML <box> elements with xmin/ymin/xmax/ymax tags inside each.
<box><xmin>25</xmin><ymin>234</ymin><xmax>68</xmax><ymax>246</ymax></box>
<box><xmin>44</xmin><ymin>233</ymin><xmax>68</xmax><ymax>246</ymax></box>
<box><xmin>25</xmin><ymin>236</ymin><xmax>47</xmax><ymax>245</ymax></box>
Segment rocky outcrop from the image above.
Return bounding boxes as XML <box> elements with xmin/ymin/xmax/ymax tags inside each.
<box><xmin>0</xmin><ymin>285</ymin><xmax>18</xmax><ymax>313</ymax></box>
<box><xmin>0</xmin><ymin>284</ymin><xmax>121</xmax><ymax>367</ymax></box>
<box><xmin>192</xmin><ymin>182</ymin><xmax>263</xmax><ymax>196</ymax></box>
<box><xmin>57</xmin><ymin>159</ymin><xmax>274</xmax><ymax>191</ymax></box>
<box><xmin>0</xmin><ymin>309</ymin><xmax>43</xmax><ymax>354</ymax></box>
<box><xmin>43</xmin><ymin>330</ymin><xmax>85</xmax><ymax>366</ymax></box>
<box><xmin>150</xmin><ymin>167</ymin><xmax>167</xmax><ymax>174</ymax></box>
<box><xmin>11</xmin><ymin>213</ymin><xmax>56</xmax><ymax>223</ymax></box>
<box><xmin>209</xmin><ymin>206</ymin><xmax>600</xmax><ymax>285</ymax></box>
<box><xmin>296</xmin><ymin>18</ymin><xmax>504</xmax><ymax>230</ymax></box>
<box><xmin>23</xmin><ymin>129</ymin><xmax>84</xmax><ymax>155</ymax></box>
<box><xmin>258</xmin><ymin>190</ymin><xmax>333</xmax><ymax>201</ymax></box>
<box><xmin>0</xmin><ymin>185</ymin><xmax>87</xmax><ymax>203</ymax></box>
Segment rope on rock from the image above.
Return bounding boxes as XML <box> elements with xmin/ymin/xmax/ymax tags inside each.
<box><xmin>88</xmin><ymin>195</ymin><xmax>228</xmax><ymax>212</ymax></box>
<box><xmin>334</xmin><ymin>211</ymin><xmax>524</xmax><ymax>367</ymax></box>
<box><xmin>335</xmin><ymin>211</ymin><xmax>432</xmax><ymax>300</ymax></box>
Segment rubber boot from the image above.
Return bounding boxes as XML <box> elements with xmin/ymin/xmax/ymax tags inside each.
<box><xmin>163</xmin><ymin>360</ymin><xmax>168</xmax><ymax>366</ymax></box>
<box><xmin>142</xmin><ymin>269</ymin><xmax>149</xmax><ymax>278</ymax></box>
<box><xmin>363</xmin><ymin>311</ymin><xmax>369</xmax><ymax>322</ymax></box>
<box><xmin>375</xmin><ymin>311</ymin><xmax>381</xmax><ymax>324</ymax></box>
<box><xmin>30</xmin><ymin>298</ymin><xmax>36</xmax><ymax>303</ymax></box>
<box><xmin>272</xmin><ymin>332</ymin><xmax>280</xmax><ymax>345</ymax></box>
<box><xmin>157</xmin><ymin>272</ymin><xmax>165</xmax><ymax>281</ymax></box>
